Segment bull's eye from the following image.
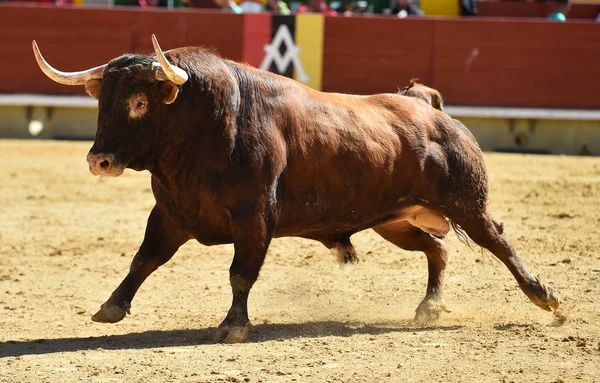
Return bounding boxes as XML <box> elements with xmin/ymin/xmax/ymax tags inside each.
<box><xmin>128</xmin><ymin>93</ymin><xmax>149</xmax><ymax>120</ymax></box>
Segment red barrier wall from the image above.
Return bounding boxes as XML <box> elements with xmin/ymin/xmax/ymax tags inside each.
<box><xmin>2</xmin><ymin>5</ymin><xmax>600</xmax><ymax>109</ymax></box>
<box><xmin>323</xmin><ymin>17</ymin><xmax>600</xmax><ymax>109</ymax></box>
<box><xmin>431</xmin><ymin>19</ymin><xmax>600</xmax><ymax>108</ymax></box>
<box><xmin>322</xmin><ymin>17</ymin><xmax>435</xmax><ymax>95</ymax></box>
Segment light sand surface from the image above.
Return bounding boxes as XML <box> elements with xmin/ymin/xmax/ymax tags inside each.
<box><xmin>1</xmin><ymin>140</ymin><xmax>599</xmax><ymax>382</ymax></box>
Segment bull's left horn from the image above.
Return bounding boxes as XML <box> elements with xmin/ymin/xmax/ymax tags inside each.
<box><xmin>151</xmin><ymin>35</ymin><xmax>189</xmax><ymax>85</ymax></box>
<box><xmin>32</xmin><ymin>40</ymin><xmax>106</xmax><ymax>85</ymax></box>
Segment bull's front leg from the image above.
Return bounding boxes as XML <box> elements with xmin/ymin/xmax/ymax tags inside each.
<box><xmin>214</xmin><ymin>202</ymin><xmax>275</xmax><ymax>343</ymax></box>
<box><xmin>92</xmin><ymin>206</ymin><xmax>189</xmax><ymax>323</ymax></box>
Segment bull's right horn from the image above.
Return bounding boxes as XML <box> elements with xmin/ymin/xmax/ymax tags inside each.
<box><xmin>32</xmin><ymin>40</ymin><xmax>106</xmax><ymax>85</ymax></box>
<box><xmin>151</xmin><ymin>35</ymin><xmax>189</xmax><ymax>85</ymax></box>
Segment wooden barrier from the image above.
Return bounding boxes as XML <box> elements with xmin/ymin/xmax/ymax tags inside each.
<box><xmin>1</xmin><ymin>5</ymin><xmax>600</xmax><ymax>109</ymax></box>
<box><xmin>431</xmin><ymin>18</ymin><xmax>600</xmax><ymax>108</ymax></box>
<box><xmin>322</xmin><ymin>17</ymin><xmax>435</xmax><ymax>95</ymax></box>
<box><xmin>323</xmin><ymin>17</ymin><xmax>600</xmax><ymax>108</ymax></box>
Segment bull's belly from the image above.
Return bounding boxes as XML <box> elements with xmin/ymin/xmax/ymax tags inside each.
<box><xmin>183</xmin><ymin>203</ymin><xmax>448</xmax><ymax>247</ymax></box>
<box><xmin>274</xmin><ymin>203</ymin><xmax>449</xmax><ymax>240</ymax></box>
<box><xmin>169</xmin><ymin>188</ymin><xmax>449</xmax><ymax>246</ymax></box>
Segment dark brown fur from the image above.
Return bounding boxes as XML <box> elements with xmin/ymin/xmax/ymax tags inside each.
<box><xmin>83</xmin><ymin>47</ymin><xmax>558</xmax><ymax>341</ymax></box>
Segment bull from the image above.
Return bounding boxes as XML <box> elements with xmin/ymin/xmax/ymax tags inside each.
<box><xmin>32</xmin><ymin>35</ymin><xmax>559</xmax><ymax>343</ymax></box>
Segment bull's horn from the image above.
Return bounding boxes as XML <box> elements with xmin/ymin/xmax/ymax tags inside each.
<box><xmin>32</xmin><ymin>40</ymin><xmax>106</xmax><ymax>85</ymax></box>
<box><xmin>151</xmin><ymin>34</ymin><xmax>188</xmax><ymax>85</ymax></box>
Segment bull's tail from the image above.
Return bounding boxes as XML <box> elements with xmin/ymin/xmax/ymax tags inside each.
<box><xmin>451</xmin><ymin>220</ymin><xmax>473</xmax><ymax>249</ymax></box>
<box><xmin>450</xmin><ymin>218</ymin><xmax>505</xmax><ymax>250</ymax></box>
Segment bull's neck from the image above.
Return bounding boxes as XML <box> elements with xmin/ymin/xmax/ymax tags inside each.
<box><xmin>147</xmin><ymin>59</ymin><xmax>252</xmax><ymax>183</ymax></box>
<box><xmin>150</xmin><ymin>92</ymin><xmax>234</xmax><ymax>184</ymax></box>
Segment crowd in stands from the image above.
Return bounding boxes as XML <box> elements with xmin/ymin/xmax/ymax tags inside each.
<box><xmin>2</xmin><ymin>0</ymin><xmax>468</xmax><ymax>17</ymax></box>
<box><xmin>2</xmin><ymin>0</ymin><xmax>590</xmax><ymax>21</ymax></box>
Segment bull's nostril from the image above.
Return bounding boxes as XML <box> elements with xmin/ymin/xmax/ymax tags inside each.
<box><xmin>100</xmin><ymin>160</ymin><xmax>110</xmax><ymax>170</ymax></box>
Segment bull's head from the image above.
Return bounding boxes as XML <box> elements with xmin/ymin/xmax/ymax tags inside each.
<box><xmin>32</xmin><ymin>35</ymin><xmax>188</xmax><ymax>177</ymax></box>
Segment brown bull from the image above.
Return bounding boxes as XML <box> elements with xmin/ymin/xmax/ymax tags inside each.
<box><xmin>33</xmin><ymin>35</ymin><xmax>559</xmax><ymax>343</ymax></box>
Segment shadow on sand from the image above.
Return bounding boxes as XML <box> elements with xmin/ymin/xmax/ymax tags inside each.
<box><xmin>0</xmin><ymin>321</ymin><xmax>463</xmax><ymax>358</ymax></box>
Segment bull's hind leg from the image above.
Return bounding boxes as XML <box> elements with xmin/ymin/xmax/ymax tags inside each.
<box><xmin>453</xmin><ymin>213</ymin><xmax>559</xmax><ymax>311</ymax></box>
<box><xmin>373</xmin><ymin>221</ymin><xmax>450</xmax><ymax>322</ymax></box>
<box><xmin>92</xmin><ymin>206</ymin><xmax>189</xmax><ymax>323</ymax></box>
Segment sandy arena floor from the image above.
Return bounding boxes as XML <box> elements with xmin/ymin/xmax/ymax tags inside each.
<box><xmin>0</xmin><ymin>139</ymin><xmax>599</xmax><ymax>382</ymax></box>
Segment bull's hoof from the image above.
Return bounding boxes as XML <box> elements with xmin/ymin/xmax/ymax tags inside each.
<box><xmin>91</xmin><ymin>301</ymin><xmax>130</xmax><ymax>323</ymax></box>
<box><xmin>414</xmin><ymin>298</ymin><xmax>450</xmax><ymax>323</ymax></box>
<box><xmin>213</xmin><ymin>323</ymin><xmax>251</xmax><ymax>343</ymax></box>
<box><xmin>524</xmin><ymin>276</ymin><xmax>560</xmax><ymax>312</ymax></box>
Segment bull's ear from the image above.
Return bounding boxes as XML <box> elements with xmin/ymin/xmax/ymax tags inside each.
<box><xmin>159</xmin><ymin>81</ymin><xmax>179</xmax><ymax>105</ymax></box>
<box><xmin>431</xmin><ymin>92</ymin><xmax>444</xmax><ymax>111</ymax></box>
<box><xmin>85</xmin><ymin>79</ymin><xmax>102</xmax><ymax>100</ymax></box>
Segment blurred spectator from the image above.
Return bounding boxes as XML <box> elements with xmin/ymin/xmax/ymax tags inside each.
<box><xmin>298</xmin><ymin>0</ymin><xmax>339</xmax><ymax>15</ymax></box>
<box><xmin>337</xmin><ymin>1</ymin><xmax>354</xmax><ymax>15</ymax></box>
<box><xmin>238</xmin><ymin>0</ymin><xmax>263</xmax><ymax>12</ymax></box>
<box><xmin>460</xmin><ymin>0</ymin><xmax>477</xmax><ymax>16</ymax></box>
<box><xmin>340</xmin><ymin>0</ymin><xmax>369</xmax><ymax>15</ymax></box>
<box><xmin>391</xmin><ymin>0</ymin><xmax>423</xmax><ymax>17</ymax></box>
<box><xmin>264</xmin><ymin>0</ymin><xmax>291</xmax><ymax>14</ymax></box>
<box><xmin>30</xmin><ymin>0</ymin><xmax>74</xmax><ymax>4</ymax></box>
<box><xmin>213</xmin><ymin>0</ymin><xmax>243</xmax><ymax>12</ymax></box>
<box><xmin>547</xmin><ymin>0</ymin><xmax>570</xmax><ymax>21</ymax></box>
<box><xmin>186</xmin><ymin>0</ymin><xmax>221</xmax><ymax>8</ymax></box>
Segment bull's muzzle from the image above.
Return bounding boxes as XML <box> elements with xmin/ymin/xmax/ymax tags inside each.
<box><xmin>86</xmin><ymin>153</ymin><xmax>124</xmax><ymax>177</ymax></box>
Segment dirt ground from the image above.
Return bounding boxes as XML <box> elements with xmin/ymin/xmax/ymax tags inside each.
<box><xmin>0</xmin><ymin>139</ymin><xmax>599</xmax><ymax>383</ymax></box>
